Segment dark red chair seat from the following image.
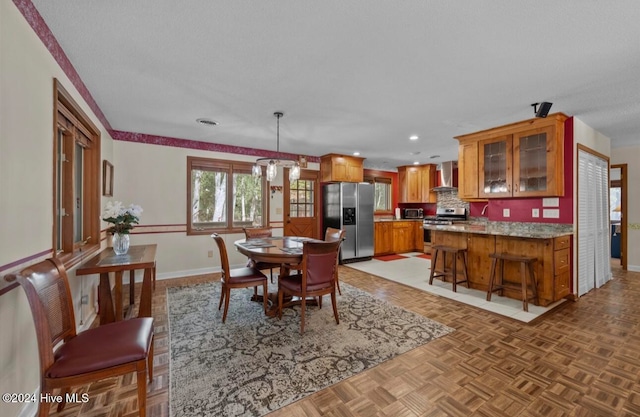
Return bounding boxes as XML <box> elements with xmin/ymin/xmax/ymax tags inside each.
<box><xmin>48</xmin><ymin>318</ymin><xmax>154</xmax><ymax>378</ymax></box>
<box><xmin>228</xmin><ymin>267</ymin><xmax>269</xmax><ymax>284</ymax></box>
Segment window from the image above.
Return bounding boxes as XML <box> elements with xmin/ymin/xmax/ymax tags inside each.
<box><xmin>187</xmin><ymin>157</ymin><xmax>267</xmax><ymax>234</ymax></box>
<box><xmin>289</xmin><ymin>179</ymin><xmax>315</xmax><ymax>218</ymax></box>
<box><xmin>53</xmin><ymin>79</ymin><xmax>100</xmax><ymax>264</ymax></box>
<box><xmin>374</xmin><ymin>180</ymin><xmax>392</xmax><ymax>212</ymax></box>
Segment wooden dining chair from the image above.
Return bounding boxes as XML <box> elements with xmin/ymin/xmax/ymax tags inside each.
<box><xmin>212</xmin><ymin>233</ymin><xmax>269</xmax><ymax>322</ymax></box>
<box><xmin>277</xmin><ymin>239</ymin><xmax>342</xmax><ymax>334</ymax></box>
<box><xmin>10</xmin><ymin>257</ymin><xmax>154</xmax><ymax>417</ymax></box>
<box><xmin>243</xmin><ymin>227</ymin><xmax>280</xmax><ymax>282</ymax></box>
<box><xmin>324</xmin><ymin>227</ymin><xmax>346</xmax><ymax>295</ymax></box>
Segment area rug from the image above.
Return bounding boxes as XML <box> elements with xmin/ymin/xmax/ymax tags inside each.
<box><xmin>414</xmin><ymin>253</ymin><xmax>431</xmax><ymax>260</ymax></box>
<box><xmin>167</xmin><ymin>281</ymin><xmax>454</xmax><ymax>417</ymax></box>
<box><xmin>374</xmin><ymin>254</ymin><xmax>408</xmax><ymax>261</ymax></box>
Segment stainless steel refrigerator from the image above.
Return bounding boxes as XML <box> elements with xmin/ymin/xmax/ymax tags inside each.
<box><xmin>322</xmin><ymin>182</ymin><xmax>374</xmax><ymax>263</ymax></box>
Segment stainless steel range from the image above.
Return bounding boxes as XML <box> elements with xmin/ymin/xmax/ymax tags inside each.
<box><xmin>422</xmin><ymin>208</ymin><xmax>468</xmax><ymax>253</ymax></box>
<box><xmin>423</xmin><ymin>207</ymin><xmax>468</xmax><ymax>226</ymax></box>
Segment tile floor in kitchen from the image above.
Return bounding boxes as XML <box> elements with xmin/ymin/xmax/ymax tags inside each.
<box><xmin>345</xmin><ymin>252</ymin><xmax>565</xmax><ymax>323</ymax></box>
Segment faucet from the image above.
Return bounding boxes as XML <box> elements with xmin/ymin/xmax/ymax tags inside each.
<box><xmin>481</xmin><ymin>204</ymin><xmax>489</xmax><ymax>216</ymax></box>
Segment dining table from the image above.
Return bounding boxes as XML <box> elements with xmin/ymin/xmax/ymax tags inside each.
<box><xmin>234</xmin><ymin>236</ymin><xmax>323</xmax><ymax>315</ymax></box>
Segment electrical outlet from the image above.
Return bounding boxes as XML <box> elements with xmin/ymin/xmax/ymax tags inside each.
<box><xmin>207</xmin><ymin>250</ymin><xmax>214</xmax><ymax>258</ymax></box>
<box><xmin>532</xmin><ymin>208</ymin><xmax>539</xmax><ymax>218</ymax></box>
<box><xmin>503</xmin><ymin>208</ymin><xmax>510</xmax><ymax>217</ymax></box>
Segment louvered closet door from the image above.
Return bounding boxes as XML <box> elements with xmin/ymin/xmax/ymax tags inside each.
<box><xmin>578</xmin><ymin>151</ymin><xmax>595</xmax><ymax>296</ymax></box>
<box><xmin>577</xmin><ymin>149</ymin><xmax>611</xmax><ymax>296</ymax></box>
<box><xmin>595</xmin><ymin>156</ymin><xmax>612</xmax><ymax>288</ymax></box>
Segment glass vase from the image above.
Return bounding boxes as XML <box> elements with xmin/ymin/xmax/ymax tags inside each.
<box><xmin>113</xmin><ymin>233</ymin><xmax>130</xmax><ymax>255</ymax></box>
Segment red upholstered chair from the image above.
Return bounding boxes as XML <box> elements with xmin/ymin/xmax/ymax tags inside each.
<box><xmin>212</xmin><ymin>233</ymin><xmax>269</xmax><ymax>322</ymax></box>
<box><xmin>243</xmin><ymin>227</ymin><xmax>280</xmax><ymax>282</ymax></box>
<box><xmin>10</xmin><ymin>258</ymin><xmax>154</xmax><ymax>417</ymax></box>
<box><xmin>277</xmin><ymin>239</ymin><xmax>342</xmax><ymax>334</ymax></box>
<box><xmin>324</xmin><ymin>227</ymin><xmax>346</xmax><ymax>295</ymax></box>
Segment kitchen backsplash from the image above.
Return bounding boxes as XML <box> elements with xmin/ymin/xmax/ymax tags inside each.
<box><xmin>436</xmin><ymin>190</ymin><xmax>469</xmax><ymax>211</ymax></box>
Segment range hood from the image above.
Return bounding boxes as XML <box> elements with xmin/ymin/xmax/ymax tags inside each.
<box><xmin>432</xmin><ymin>161</ymin><xmax>458</xmax><ymax>191</ymax></box>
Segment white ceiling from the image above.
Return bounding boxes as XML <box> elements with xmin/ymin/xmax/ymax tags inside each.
<box><xmin>30</xmin><ymin>0</ymin><xmax>640</xmax><ymax>169</ymax></box>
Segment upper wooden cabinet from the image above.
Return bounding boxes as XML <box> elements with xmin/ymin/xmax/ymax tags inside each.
<box><xmin>320</xmin><ymin>154</ymin><xmax>364</xmax><ymax>182</ymax></box>
<box><xmin>456</xmin><ymin>113</ymin><xmax>568</xmax><ymax>199</ymax></box>
<box><xmin>458</xmin><ymin>141</ymin><xmax>479</xmax><ymax>200</ymax></box>
<box><xmin>397</xmin><ymin>164</ymin><xmax>436</xmax><ymax>203</ymax></box>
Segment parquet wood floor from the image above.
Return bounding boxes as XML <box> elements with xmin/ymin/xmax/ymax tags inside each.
<box><xmin>49</xmin><ymin>263</ymin><xmax>640</xmax><ymax>417</ymax></box>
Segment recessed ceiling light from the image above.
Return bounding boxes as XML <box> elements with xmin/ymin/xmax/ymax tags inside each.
<box><xmin>196</xmin><ymin>118</ymin><xmax>219</xmax><ymax>126</ymax></box>
<box><xmin>430</xmin><ymin>154</ymin><xmax>440</xmax><ymax>159</ymax></box>
<box><xmin>409</xmin><ymin>135</ymin><xmax>419</xmax><ymax>141</ymax></box>
<box><xmin>413</xmin><ymin>161</ymin><xmax>420</xmax><ymax>165</ymax></box>
<box><xmin>353</xmin><ymin>152</ymin><xmax>360</xmax><ymax>156</ymax></box>
<box><xmin>410</xmin><ymin>151</ymin><xmax>421</xmax><ymax>155</ymax></box>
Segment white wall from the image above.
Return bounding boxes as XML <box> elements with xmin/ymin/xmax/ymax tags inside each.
<box><xmin>113</xmin><ymin>139</ymin><xmax>319</xmax><ymax>279</ymax></box>
<box><xmin>611</xmin><ymin>146</ymin><xmax>640</xmax><ymax>271</ymax></box>
<box><xmin>0</xmin><ymin>2</ymin><xmax>112</xmax><ymax>415</ymax></box>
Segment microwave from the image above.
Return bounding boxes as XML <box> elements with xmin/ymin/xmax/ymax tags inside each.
<box><xmin>403</xmin><ymin>208</ymin><xmax>424</xmax><ymax>219</ymax></box>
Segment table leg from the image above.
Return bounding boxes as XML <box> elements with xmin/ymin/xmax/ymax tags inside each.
<box><xmin>138</xmin><ymin>267</ymin><xmax>152</xmax><ymax>318</ymax></box>
<box><xmin>115</xmin><ymin>271</ymin><xmax>123</xmax><ymax>321</ymax></box>
<box><xmin>98</xmin><ymin>272</ymin><xmax>115</xmax><ymax>324</ymax></box>
<box><xmin>129</xmin><ymin>270</ymin><xmax>135</xmax><ymax>306</ymax></box>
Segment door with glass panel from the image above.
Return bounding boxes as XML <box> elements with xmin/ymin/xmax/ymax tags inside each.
<box><xmin>283</xmin><ymin>170</ymin><xmax>319</xmax><ymax>238</ymax></box>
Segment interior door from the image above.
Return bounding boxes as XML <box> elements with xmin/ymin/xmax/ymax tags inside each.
<box><xmin>284</xmin><ymin>169</ymin><xmax>320</xmax><ymax>238</ymax></box>
<box><xmin>577</xmin><ymin>147</ymin><xmax>612</xmax><ymax>296</ymax></box>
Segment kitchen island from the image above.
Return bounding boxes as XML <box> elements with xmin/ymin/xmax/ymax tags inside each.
<box><xmin>425</xmin><ymin>221</ymin><xmax>573</xmax><ymax>306</ymax></box>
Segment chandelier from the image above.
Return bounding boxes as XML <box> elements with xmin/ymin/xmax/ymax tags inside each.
<box><xmin>251</xmin><ymin>111</ymin><xmax>300</xmax><ymax>182</ymax></box>
<box><xmin>252</xmin><ymin>112</ymin><xmax>300</xmax><ymax>182</ymax></box>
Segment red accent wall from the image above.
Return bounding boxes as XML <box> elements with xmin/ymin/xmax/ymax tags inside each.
<box><xmin>469</xmin><ymin>117</ymin><xmax>574</xmax><ymax>224</ymax></box>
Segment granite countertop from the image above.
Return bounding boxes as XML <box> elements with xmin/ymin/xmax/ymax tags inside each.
<box><xmin>424</xmin><ymin>221</ymin><xmax>573</xmax><ymax>239</ymax></box>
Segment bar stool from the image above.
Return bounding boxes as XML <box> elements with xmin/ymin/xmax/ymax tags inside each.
<box><xmin>487</xmin><ymin>253</ymin><xmax>538</xmax><ymax>312</ymax></box>
<box><xmin>429</xmin><ymin>245</ymin><xmax>469</xmax><ymax>292</ymax></box>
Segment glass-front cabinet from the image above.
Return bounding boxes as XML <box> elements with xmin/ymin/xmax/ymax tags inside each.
<box><xmin>464</xmin><ymin>114</ymin><xmax>566</xmax><ymax>199</ymax></box>
<box><xmin>513</xmin><ymin>125</ymin><xmax>559</xmax><ymax>197</ymax></box>
<box><xmin>479</xmin><ymin>135</ymin><xmax>512</xmax><ymax>198</ymax></box>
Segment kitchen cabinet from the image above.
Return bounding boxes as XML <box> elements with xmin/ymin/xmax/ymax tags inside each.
<box><xmin>392</xmin><ymin>221</ymin><xmax>414</xmax><ymax>253</ymax></box>
<box><xmin>458</xmin><ymin>141</ymin><xmax>480</xmax><ymax>200</ymax></box>
<box><xmin>456</xmin><ymin>113</ymin><xmax>568</xmax><ymax>199</ymax></box>
<box><xmin>414</xmin><ymin>222</ymin><xmax>424</xmax><ymax>252</ymax></box>
<box><xmin>320</xmin><ymin>154</ymin><xmax>364</xmax><ymax>182</ymax></box>
<box><xmin>397</xmin><ymin>164</ymin><xmax>436</xmax><ymax>203</ymax></box>
<box><xmin>374</xmin><ymin>221</ymin><xmax>423</xmax><ymax>255</ymax></box>
<box><xmin>374</xmin><ymin>222</ymin><xmax>393</xmax><ymax>255</ymax></box>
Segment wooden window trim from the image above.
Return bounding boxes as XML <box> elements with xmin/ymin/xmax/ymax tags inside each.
<box><xmin>186</xmin><ymin>156</ymin><xmax>268</xmax><ymax>235</ymax></box>
<box><xmin>52</xmin><ymin>79</ymin><xmax>101</xmax><ymax>266</ymax></box>
<box><xmin>365</xmin><ymin>170</ymin><xmax>394</xmax><ymax>215</ymax></box>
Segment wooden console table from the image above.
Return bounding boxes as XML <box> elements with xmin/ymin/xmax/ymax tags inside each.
<box><xmin>76</xmin><ymin>244</ymin><xmax>157</xmax><ymax>324</ymax></box>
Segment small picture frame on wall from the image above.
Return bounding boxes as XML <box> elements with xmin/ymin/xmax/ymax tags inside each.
<box><xmin>102</xmin><ymin>160</ymin><xmax>113</xmax><ymax>196</ymax></box>
<box><xmin>298</xmin><ymin>155</ymin><xmax>308</xmax><ymax>168</ymax></box>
